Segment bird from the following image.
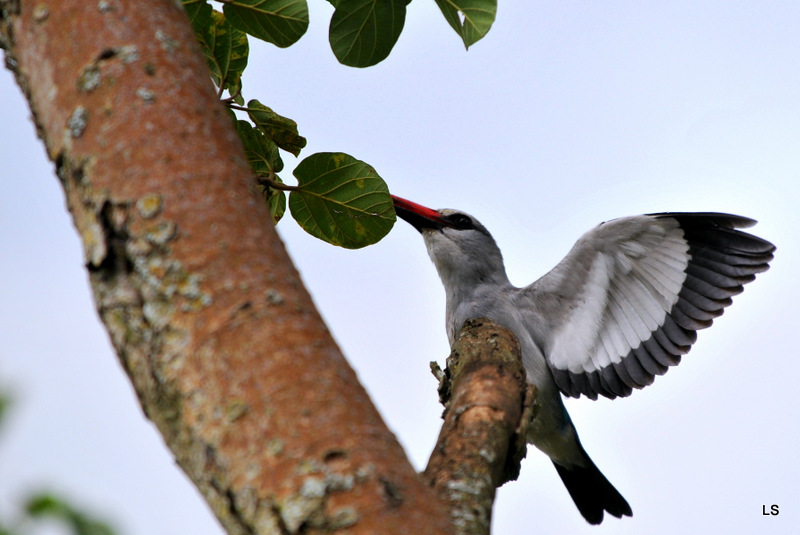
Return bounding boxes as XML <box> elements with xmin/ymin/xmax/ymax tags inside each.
<box><xmin>391</xmin><ymin>195</ymin><xmax>775</xmax><ymax>524</ymax></box>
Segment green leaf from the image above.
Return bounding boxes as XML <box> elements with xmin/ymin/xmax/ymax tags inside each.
<box><xmin>223</xmin><ymin>0</ymin><xmax>309</xmax><ymax>48</ymax></box>
<box><xmin>434</xmin><ymin>0</ymin><xmax>496</xmax><ymax>49</ymax></box>
<box><xmin>290</xmin><ymin>152</ymin><xmax>395</xmax><ymax>248</ymax></box>
<box><xmin>329</xmin><ymin>0</ymin><xmax>407</xmax><ymax>67</ymax></box>
<box><xmin>188</xmin><ymin>6</ymin><xmax>249</xmax><ymax>94</ymax></box>
<box><xmin>260</xmin><ymin>181</ymin><xmax>287</xmax><ymax>223</ymax></box>
<box><xmin>235</xmin><ymin>120</ymin><xmax>287</xmax><ymax>223</ymax></box>
<box><xmin>183</xmin><ymin>0</ymin><xmax>213</xmax><ymax>31</ymax></box>
<box><xmin>246</xmin><ymin>99</ymin><xmax>306</xmax><ymax>156</ymax></box>
<box><xmin>235</xmin><ymin>119</ymin><xmax>283</xmax><ymax>174</ymax></box>
<box><xmin>224</xmin><ymin>105</ymin><xmax>238</xmax><ymax>125</ymax></box>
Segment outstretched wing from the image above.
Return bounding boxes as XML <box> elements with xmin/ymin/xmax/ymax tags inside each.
<box><xmin>517</xmin><ymin>213</ymin><xmax>775</xmax><ymax>400</ymax></box>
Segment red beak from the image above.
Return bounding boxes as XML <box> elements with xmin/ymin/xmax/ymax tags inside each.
<box><xmin>392</xmin><ymin>195</ymin><xmax>454</xmax><ymax>231</ymax></box>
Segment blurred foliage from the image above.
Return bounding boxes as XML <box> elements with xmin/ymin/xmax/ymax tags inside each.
<box><xmin>181</xmin><ymin>0</ymin><xmax>497</xmax><ymax>248</ymax></box>
<box><xmin>0</xmin><ymin>493</ymin><xmax>116</xmax><ymax>535</ymax></box>
<box><xmin>25</xmin><ymin>494</ymin><xmax>116</xmax><ymax>535</ymax></box>
<box><xmin>0</xmin><ymin>393</ymin><xmax>117</xmax><ymax>535</ymax></box>
<box><xmin>0</xmin><ymin>390</ymin><xmax>9</xmax><ymax>425</ymax></box>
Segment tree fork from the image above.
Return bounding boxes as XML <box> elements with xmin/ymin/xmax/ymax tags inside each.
<box><xmin>0</xmin><ymin>1</ymin><xmax>453</xmax><ymax>533</ymax></box>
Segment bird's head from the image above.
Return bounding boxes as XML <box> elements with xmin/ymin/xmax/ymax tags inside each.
<box><xmin>392</xmin><ymin>195</ymin><xmax>508</xmax><ymax>289</ymax></box>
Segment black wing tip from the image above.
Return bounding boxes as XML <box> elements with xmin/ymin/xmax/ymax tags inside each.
<box><xmin>554</xmin><ymin>368</ymin><xmax>616</xmax><ymax>400</ymax></box>
<box><xmin>650</xmin><ymin>211</ymin><xmax>758</xmax><ymax>229</ymax></box>
<box><xmin>555</xmin><ymin>364</ymin><xmax>656</xmax><ymax>400</ymax></box>
<box><xmin>653</xmin><ymin>212</ymin><xmax>776</xmax><ymax>254</ymax></box>
<box><xmin>553</xmin><ymin>460</ymin><xmax>632</xmax><ymax>524</ymax></box>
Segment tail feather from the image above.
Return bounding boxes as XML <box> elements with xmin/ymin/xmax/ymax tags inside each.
<box><xmin>553</xmin><ymin>458</ymin><xmax>632</xmax><ymax>524</ymax></box>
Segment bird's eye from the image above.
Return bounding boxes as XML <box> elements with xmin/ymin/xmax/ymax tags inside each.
<box><xmin>449</xmin><ymin>214</ymin><xmax>473</xmax><ymax>229</ymax></box>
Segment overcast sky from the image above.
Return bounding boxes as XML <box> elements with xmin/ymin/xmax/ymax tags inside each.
<box><xmin>1</xmin><ymin>2</ymin><xmax>798</xmax><ymax>534</ymax></box>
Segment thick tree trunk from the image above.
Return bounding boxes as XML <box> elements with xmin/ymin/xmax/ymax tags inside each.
<box><xmin>0</xmin><ymin>1</ymin><xmax>452</xmax><ymax>533</ymax></box>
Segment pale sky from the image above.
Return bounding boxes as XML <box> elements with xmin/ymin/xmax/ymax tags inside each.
<box><xmin>2</xmin><ymin>2</ymin><xmax>799</xmax><ymax>534</ymax></box>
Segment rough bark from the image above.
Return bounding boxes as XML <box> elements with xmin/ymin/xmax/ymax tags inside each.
<box><xmin>424</xmin><ymin>319</ymin><xmax>536</xmax><ymax>535</ymax></box>
<box><xmin>0</xmin><ymin>1</ymin><xmax>453</xmax><ymax>533</ymax></box>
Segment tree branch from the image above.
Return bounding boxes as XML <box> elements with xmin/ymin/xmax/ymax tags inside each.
<box><xmin>424</xmin><ymin>319</ymin><xmax>536</xmax><ymax>535</ymax></box>
<box><xmin>0</xmin><ymin>1</ymin><xmax>451</xmax><ymax>533</ymax></box>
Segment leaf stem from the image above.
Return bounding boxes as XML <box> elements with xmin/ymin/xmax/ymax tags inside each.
<box><xmin>221</xmin><ymin>85</ymin><xmax>242</xmax><ymax>104</ymax></box>
<box><xmin>258</xmin><ymin>169</ymin><xmax>298</xmax><ymax>192</ymax></box>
